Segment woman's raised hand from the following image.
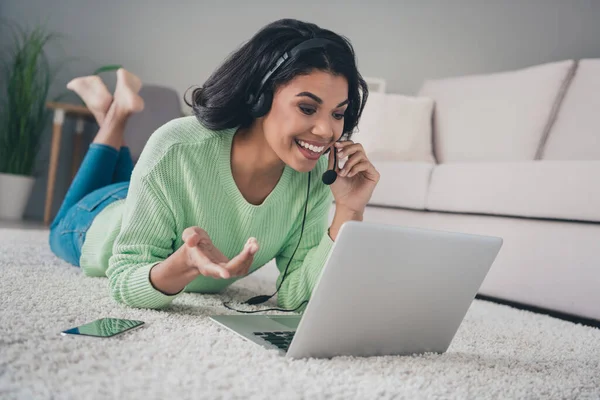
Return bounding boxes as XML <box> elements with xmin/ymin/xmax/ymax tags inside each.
<box><xmin>181</xmin><ymin>227</ymin><xmax>259</xmax><ymax>279</ymax></box>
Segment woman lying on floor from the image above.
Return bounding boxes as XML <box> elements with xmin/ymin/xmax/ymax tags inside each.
<box><xmin>49</xmin><ymin>18</ymin><xmax>379</xmax><ymax>311</ymax></box>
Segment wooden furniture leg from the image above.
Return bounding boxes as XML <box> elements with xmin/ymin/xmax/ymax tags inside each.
<box><xmin>44</xmin><ymin>109</ymin><xmax>65</xmax><ymax>226</ymax></box>
<box><xmin>71</xmin><ymin>118</ymin><xmax>85</xmax><ymax>182</ymax></box>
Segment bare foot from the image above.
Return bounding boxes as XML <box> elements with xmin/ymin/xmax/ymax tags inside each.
<box><xmin>114</xmin><ymin>68</ymin><xmax>144</xmax><ymax>114</ymax></box>
<box><xmin>66</xmin><ymin>75</ymin><xmax>112</xmax><ymax>125</ymax></box>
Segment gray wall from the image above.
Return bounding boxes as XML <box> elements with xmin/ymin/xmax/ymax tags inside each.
<box><xmin>2</xmin><ymin>0</ymin><xmax>600</xmax><ymax>221</ymax></box>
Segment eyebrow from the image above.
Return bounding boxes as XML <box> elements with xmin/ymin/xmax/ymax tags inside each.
<box><xmin>296</xmin><ymin>92</ymin><xmax>349</xmax><ymax>108</ymax></box>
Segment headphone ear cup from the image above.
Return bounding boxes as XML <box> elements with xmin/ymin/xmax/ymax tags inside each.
<box><xmin>250</xmin><ymin>90</ymin><xmax>273</xmax><ymax>118</ymax></box>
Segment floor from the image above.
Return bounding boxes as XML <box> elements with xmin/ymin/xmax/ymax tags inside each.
<box><xmin>2</xmin><ymin>226</ymin><xmax>599</xmax><ymax>399</ymax></box>
<box><xmin>0</xmin><ymin>219</ymin><xmax>48</xmax><ymax>230</ymax></box>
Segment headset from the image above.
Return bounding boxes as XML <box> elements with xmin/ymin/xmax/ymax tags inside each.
<box><xmin>223</xmin><ymin>37</ymin><xmax>341</xmax><ymax>314</ymax></box>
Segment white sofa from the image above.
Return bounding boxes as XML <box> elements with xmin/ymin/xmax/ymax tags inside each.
<box><xmin>357</xmin><ymin>59</ymin><xmax>600</xmax><ymax>322</ymax></box>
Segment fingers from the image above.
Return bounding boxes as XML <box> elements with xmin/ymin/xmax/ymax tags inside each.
<box><xmin>225</xmin><ymin>238</ymin><xmax>259</xmax><ymax>277</ymax></box>
<box><xmin>335</xmin><ymin>141</ymin><xmax>363</xmax><ymax>159</ymax></box>
<box><xmin>182</xmin><ymin>227</ymin><xmax>197</xmax><ymax>246</ymax></box>
<box><xmin>183</xmin><ymin>227</ymin><xmax>216</xmax><ymax>251</ymax></box>
<box><xmin>336</xmin><ymin>140</ymin><xmax>366</xmax><ymax>177</ymax></box>
<box><xmin>200</xmin><ymin>262</ymin><xmax>231</xmax><ymax>280</ymax></box>
<box><xmin>346</xmin><ymin>161</ymin><xmax>369</xmax><ymax>178</ymax></box>
<box><xmin>184</xmin><ymin>244</ymin><xmax>230</xmax><ymax>279</ymax></box>
<box><xmin>339</xmin><ymin>152</ymin><xmax>367</xmax><ymax>177</ymax></box>
<box><xmin>334</xmin><ymin>139</ymin><xmax>357</xmax><ymax>151</ymax></box>
<box><xmin>348</xmin><ymin>159</ymin><xmax>380</xmax><ymax>180</ymax></box>
<box><xmin>334</xmin><ymin>140</ymin><xmax>380</xmax><ymax>180</ymax></box>
<box><xmin>181</xmin><ymin>229</ymin><xmax>260</xmax><ymax>279</ymax></box>
<box><xmin>182</xmin><ymin>226</ymin><xmax>208</xmax><ymax>247</ymax></box>
<box><xmin>184</xmin><ymin>232</ymin><xmax>200</xmax><ymax>248</ymax></box>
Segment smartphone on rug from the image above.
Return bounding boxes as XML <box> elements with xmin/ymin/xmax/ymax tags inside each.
<box><xmin>61</xmin><ymin>318</ymin><xmax>145</xmax><ymax>338</ymax></box>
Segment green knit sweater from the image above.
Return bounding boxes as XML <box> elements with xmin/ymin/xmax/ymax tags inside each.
<box><xmin>79</xmin><ymin>116</ymin><xmax>334</xmax><ymax>311</ymax></box>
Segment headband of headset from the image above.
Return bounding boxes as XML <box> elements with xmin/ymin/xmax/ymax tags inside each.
<box><xmin>248</xmin><ymin>37</ymin><xmax>341</xmax><ymax>106</ymax></box>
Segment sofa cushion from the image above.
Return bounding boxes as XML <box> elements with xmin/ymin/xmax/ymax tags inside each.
<box><xmin>354</xmin><ymin>93</ymin><xmax>435</xmax><ymax>163</ymax></box>
<box><xmin>426</xmin><ymin>161</ymin><xmax>600</xmax><ymax>222</ymax></box>
<box><xmin>541</xmin><ymin>59</ymin><xmax>600</xmax><ymax>160</ymax></box>
<box><xmin>367</xmin><ymin>162</ymin><xmax>434</xmax><ymax>210</ymax></box>
<box><xmin>417</xmin><ymin>60</ymin><xmax>576</xmax><ymax>163</ymax></box>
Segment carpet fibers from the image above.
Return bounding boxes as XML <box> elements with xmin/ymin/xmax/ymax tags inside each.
<box><xmin>1</xmin><ymin>227</ymin><xmax>599</xmax><ymax>399</ymax></box>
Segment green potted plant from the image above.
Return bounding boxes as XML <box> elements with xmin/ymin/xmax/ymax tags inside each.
<box><xmin>0</xmin><ymin>21</ymin><xmax>63</xmax><ymax>220</ymax></box>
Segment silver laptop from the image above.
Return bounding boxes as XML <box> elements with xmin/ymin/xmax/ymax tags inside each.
<box><xmin>210</xmin><ymin>220</ymin><xmax>503</xmax><ymax>359</ymax></box>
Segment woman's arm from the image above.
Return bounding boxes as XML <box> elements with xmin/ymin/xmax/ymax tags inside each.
<box><xmin>149</xmin><ymin>227</ymin><xmax>259</xmax><ymax>295</ymax></box>
<box><xmin>148</xmin><ymin>245</ymin><xmax>199</xmax><ymax>295</ymax></box>
<box><xmin>327</xmin><ymin>206</ymin><xmax>363</xmax><ymax>241</ymax></box>
<box><xmin>274</xmin><ymin>185</ymin><xmax>336</xmax><ymax>312</ymax></box>
<box><xmin>106</xmin><ymin>173</ymin><xmax>185</xmax><ymax>309</ymax></box>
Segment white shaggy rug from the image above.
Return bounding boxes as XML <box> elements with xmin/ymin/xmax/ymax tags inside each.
<box><xmin>1</xmin><ymin>227</ymin><xmax>600</xmax><ymax>400</ymax></box>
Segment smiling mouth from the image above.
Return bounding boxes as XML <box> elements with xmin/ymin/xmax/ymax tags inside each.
<box><xmin>295</xmin><ymin>139</ymin><xmax>324</xmax><ymax>160</ymax></box>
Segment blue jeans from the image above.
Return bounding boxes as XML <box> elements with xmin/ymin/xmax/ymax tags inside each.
<box><xmin>49</xmin><ymin>144</ymin><xmax>133</xmax><ymax>266</ymax></box>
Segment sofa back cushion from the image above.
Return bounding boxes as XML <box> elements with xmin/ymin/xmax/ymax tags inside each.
<box><xmin>354</xmin><ymin>93</ymin><xmax>435</xmax><ymax>163</ymax></box>
<box><xmin>541</xmin><ymin>59</ymin><xmax>600</xmax><ymax>160</ymax></box>
<box><xmin>417</xmin><ymin>60</ymin><xmax>575</xmax><ymax>163</ymax></box>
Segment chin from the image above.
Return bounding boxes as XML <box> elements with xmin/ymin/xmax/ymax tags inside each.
<box><xmin>286</xmin><ymin>160</ymin><xmax>317</xmax><ymax>173</ymax></box>
<box><xmin>294</xmin><ymin>163</ymin><xmax>317</xmax><ymax>173</ymax></box>
<box><xmin>286</xmin><ymin>151</ymin><xmax>320</xmax><ymax>173</ymax></box>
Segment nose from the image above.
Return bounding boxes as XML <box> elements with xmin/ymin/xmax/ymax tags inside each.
<box><xmin>310</xmin><ymin>114</ymin><xmax>336</xmax><ymax>143</ymax></box>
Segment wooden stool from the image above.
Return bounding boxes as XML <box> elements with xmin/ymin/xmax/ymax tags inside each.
<box><xmin>44</xmin><ymin>102</ymin><xmax>94</xmax><ymax>225</ymax></box>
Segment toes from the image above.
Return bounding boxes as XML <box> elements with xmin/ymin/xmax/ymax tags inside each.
<box><xmin>114</xmin><ymin>68</ymin><xmax>144</xmax><ymax>113</ymax></box>
<box><xmin>117</xmin><ymin>68</ymin><xmax>143</xmax><ymax>93</ymax></box>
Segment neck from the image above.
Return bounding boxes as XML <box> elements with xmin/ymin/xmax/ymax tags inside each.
<box><xmin>232</xmin><ymin>122</ymin><xmax>285</xmax><ymax>181</ymax></box>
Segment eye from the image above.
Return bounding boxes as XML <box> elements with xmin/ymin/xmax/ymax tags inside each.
<box><xmin>333</xmin><ymin>112</ymin><xmax>345</xmax><ymax>121</ymax></box>
<box><xmin>299</xmin><ymin>106</ymin><xmax>315</xmax><ymax>115</ymax></box>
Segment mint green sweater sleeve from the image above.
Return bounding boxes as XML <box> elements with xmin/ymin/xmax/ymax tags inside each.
<box><xmin>105</xmin><ymin>173</ymin><xmax>180</xmax><ymax>309</ymax></box>
<box><xmin>275</xmin><ymin>179</ymin><xmax>334</xmax><ymax>312</ymax></box>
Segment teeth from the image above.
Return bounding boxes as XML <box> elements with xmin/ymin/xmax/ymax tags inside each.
<box><xmin>297</xmin><ymin>140</ymin><xmax>324</xmax><ymax>153</ymax></box>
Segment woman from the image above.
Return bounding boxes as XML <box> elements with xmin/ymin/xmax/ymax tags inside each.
<box><xmin>49</xmin><ymin>18</ymin><xmax>379</xmax><ymax>311</ymax></box>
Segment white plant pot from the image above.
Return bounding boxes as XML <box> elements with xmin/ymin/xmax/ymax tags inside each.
<box><xmin>0</xmin><ymin>172</ymin><xmax>35</xmax><ymax>221</ymax></box>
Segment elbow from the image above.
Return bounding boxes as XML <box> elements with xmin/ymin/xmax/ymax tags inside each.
<box><xmin>277</xmin><ymin>293</ymin><xmax>309</xmax><ymax>313</ymax></box>
<box><xmin>106</xmin><ymin>260</ymin><xmax>175</xmax><ymax>310</ymax></box>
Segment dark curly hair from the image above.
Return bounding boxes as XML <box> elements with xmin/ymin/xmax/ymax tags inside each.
<box><xmin>185</xmin><ymin>18</ymin><xmax>368</xmax><ymax>139</ymax></box>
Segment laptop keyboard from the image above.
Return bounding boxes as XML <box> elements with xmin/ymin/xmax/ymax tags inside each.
<box><xmin>253</xmin><ymin>331</ymin><xmax>295</xmax><ymax>351</ymax></box>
